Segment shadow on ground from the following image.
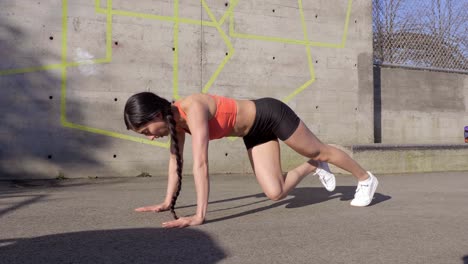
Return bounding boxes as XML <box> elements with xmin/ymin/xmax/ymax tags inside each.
<box><xmin>0</xmin><ymin>178</ymin><xmax>133</xmax><ymax>218</ymax></box>
<box><xmin>0</xmin><ymin>228</ymin><xmax>226</xmax><ymax>264</ymax></box>
<box><xmin>190</xmin><ymin>186</ymin><xmax>392</xmax><ymax>224</ymax></box>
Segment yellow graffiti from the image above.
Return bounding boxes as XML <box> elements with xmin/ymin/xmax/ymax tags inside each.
<box><xmin>0</xmin><ymin>0</ymin><xmax>353</xmax><ymax>147</ymax></box>
<box><xmin>200</xmin><ymin>0</ymin><xmax>235</xmax><ymax>94</ymax></box>
<box><xmin>173</xmin><ymin>0</ymin><xmax>180</xmax><ymax>100</ymax></box>
<box><xmin>230</xmin><ymin>0</ymin><xmax>352</xmax><ymax>48</ymax></box>
<box><xmin>61</xmin><ymin>0</ymin><xmax>169</xmax><ymax>147</ymax></box>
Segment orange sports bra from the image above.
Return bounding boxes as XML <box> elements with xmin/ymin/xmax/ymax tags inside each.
<box><xmin>174</xmin><ymin>95</ymin><xmax>237</xmax><ymax>140</ymax></box>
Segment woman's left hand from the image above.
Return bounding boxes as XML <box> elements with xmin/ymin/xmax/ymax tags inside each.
<box><xmin>162</xmin><ymin>215</ymin><xmax>205</xmax><ymax>228</ymax></box>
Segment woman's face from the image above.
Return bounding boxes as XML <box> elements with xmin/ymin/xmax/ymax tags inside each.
<box><xmin>136</xmin><ymin>114</ymin><xmax>169</xmax><ymax>140</ymax></box>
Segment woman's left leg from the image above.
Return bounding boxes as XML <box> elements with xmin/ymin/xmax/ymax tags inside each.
<box><xmin>284</xmin><ymin>121</ymin><xmax>369</xmax><ymax>181</ymax></box>
<box><xmin>284</xmin><ymin>121</ymin><xmax>379</xmax><ymax>206</ymax></box>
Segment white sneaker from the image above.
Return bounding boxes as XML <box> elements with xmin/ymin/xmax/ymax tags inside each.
<box><xmin>313</xmin><ymin>162</ymin><xmax>336</xmax><ymax>192</ymax></box>
<box><xmin>350</xmin><ymin>172</ymin><xmax>379</xmax><ymax>207</ymax></box>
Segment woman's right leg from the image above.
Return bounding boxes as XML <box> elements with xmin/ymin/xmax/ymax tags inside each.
<box><xmin>247</xmin><ymin>139</ymin><xmax>310</xmax><ymax>201</ymax></box>
<box><xmin>247</xmin><ymin>140</ymin><xmax>334</xmax><ymax>201</ymax></box>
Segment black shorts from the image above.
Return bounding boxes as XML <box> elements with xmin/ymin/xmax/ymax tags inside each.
<box><xmin>243</xmin><ymin>98</ymin><xmax>301</xmax><ymax>150</ymax></box>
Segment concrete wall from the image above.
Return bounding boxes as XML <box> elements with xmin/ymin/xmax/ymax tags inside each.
<box><xmin>1</xmin><ymin>0</ymin><xmax>373</xmax><ymax>179</ymax></box>
<box><xmin>376</xmin><ymin>67</ymin><xmax>468</xmax><ymax>144</ymax></box>
<box><xmin>341</xmin><ymin>144</ymin><xmax>468</xmax><ymax>174</ymax></box>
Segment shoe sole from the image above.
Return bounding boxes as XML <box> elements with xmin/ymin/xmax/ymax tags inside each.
<box><xmin>350</xmin><ymin>176</ymin><xmax>379</xmax><ymax>207</ymax></box>
<box><xmin>325</xmin><ymin>178</ymin><xmax>336</xmax><ymax>192</ymax></box>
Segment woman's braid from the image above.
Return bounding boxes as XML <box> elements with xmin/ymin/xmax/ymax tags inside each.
<box><xmin>166</xmin><ymin>112</ymin><xmax>183</xmax><ymax>220</ymax></box>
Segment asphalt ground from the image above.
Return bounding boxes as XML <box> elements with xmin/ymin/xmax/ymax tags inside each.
<box><xmin>1</xmin><ymin>172</ymin><xmax>467</xmax><ymax>264</ymax></box>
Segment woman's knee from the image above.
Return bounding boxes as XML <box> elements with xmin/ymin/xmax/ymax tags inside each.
<box><xmin>264</xmin><ymin>189</ymin><xmax>286</xmax><ymax>201</ymax></box>
<box><xmin>307</xmin><ymin>149</ymin><xmax>321</xmax><ymax>160</ymax></box>
<box><xmin>309</xmin><ymin>146</ymin><xmax>332</xmax><ymax>162</ymax></box>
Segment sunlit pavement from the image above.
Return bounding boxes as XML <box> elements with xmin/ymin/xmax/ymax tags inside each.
<box><xmin>1</xmin><ymin>172</ymin><xmax>467</xmax><ymax>264</ymax></box>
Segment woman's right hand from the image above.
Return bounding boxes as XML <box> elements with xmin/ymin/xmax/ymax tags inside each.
<box><xmin>134</xmin><ymin>202</ymin><xmax>170</xmax><ymax>212</ymax></box>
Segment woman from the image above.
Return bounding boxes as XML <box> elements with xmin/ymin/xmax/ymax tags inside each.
<box><xmin>124</xmin><ymin>92</ymin><xmax>378</xmax><ymax>228</ymax></box>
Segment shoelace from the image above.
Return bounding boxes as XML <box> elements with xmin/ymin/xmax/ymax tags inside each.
<box><xmin>315</xmin><ymin>169</ymin><xmax>330</xmax><ymax>181</ymax></box>
<box><xmin>355</xmin><ymin>181</ymin><xmax>370</xmax><ymax>197</ymax></box>
<box><xmin>319</xmin><ymin>174</ymin><xmax>330</xmax><ymax>184</ymax></box>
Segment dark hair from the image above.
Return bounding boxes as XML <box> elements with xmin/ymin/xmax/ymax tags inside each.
<box><xmin>124</xmin><ymin>92</ymin><xmax>183</xmax><ymax>220</ymax></box>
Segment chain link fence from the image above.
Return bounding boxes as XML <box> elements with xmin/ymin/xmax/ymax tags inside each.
<box><xmin>373</xmin><ymin>0</ymin><xmax>468</xmax><ymax>73</ymax></box>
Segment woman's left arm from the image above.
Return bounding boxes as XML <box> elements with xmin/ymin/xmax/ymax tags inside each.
<box><xmin>162</xmin><ymin>100</ymin><xmax>210</xmax><ymax>228</ymax></box>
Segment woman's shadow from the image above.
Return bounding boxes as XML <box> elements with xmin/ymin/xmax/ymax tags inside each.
<box><xmin>194</xmin><ymin>186</ymin><xmax>391</xmax><ymax>224</ymax></box>
<box><xmin>0</xmin><ymin>228</ymin><xmax>226</xmax><ymax>264</ymax></box>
